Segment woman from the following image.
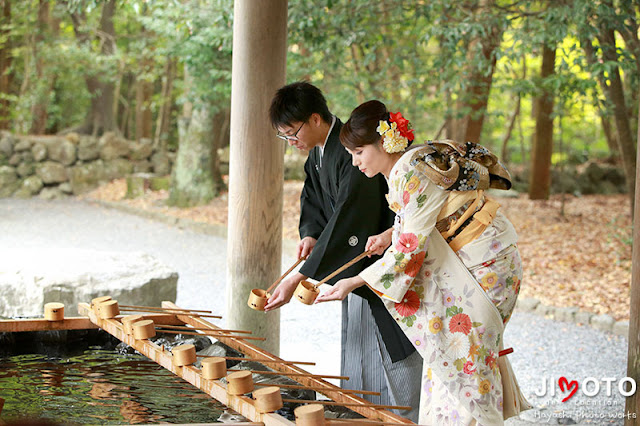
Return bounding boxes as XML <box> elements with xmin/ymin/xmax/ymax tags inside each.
<box><xmin>316</xmin><ymin>100</ymin><xmax>530</xmax><ymax>425</ymax></box>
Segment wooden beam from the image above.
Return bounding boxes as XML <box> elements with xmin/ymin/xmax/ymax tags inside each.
<box><xmin>0</xmin><ymin>312</ymin><xmax>186</xmax><ymax>333</ymax></box>
<box><xmin>0</xmin><ymin>317</ymin><xmax>97</xmax><ymax>332</ymax></box>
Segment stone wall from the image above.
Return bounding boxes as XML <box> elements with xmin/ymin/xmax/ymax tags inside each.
<box><xmin>0</xmin><ymin>130</ymin><xmax>627</xmax><ymax>199</ymax></box>
<box><xmin>0</xmin><ymin>131</ymin><xmax>173</xmax><ymax>199</ymax></box>
<box><xmin>510</xmin><ymin>160</ymin><xmax>627</xmax><ymax>196</ymax></box>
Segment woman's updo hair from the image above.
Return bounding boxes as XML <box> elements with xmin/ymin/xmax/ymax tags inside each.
<box><xmin>340</xmin><ymin>100</ymin><xmax>390</xmax><ymax>150</ymax></box>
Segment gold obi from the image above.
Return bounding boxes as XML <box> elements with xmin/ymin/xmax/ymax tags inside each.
<box><xmin>436</xmin><ymin>190</ymin><xmax>500</xmax><ymax>252</ymax></box>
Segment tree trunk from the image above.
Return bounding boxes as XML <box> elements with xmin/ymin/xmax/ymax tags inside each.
<box><xmin>154</xmin><ymin>57</ymin><xmax>176</xmax><ymax>152</ymax></box>
<box><xmin>117</xmin><ymin>72</ymin><xmax>135</xmax><ymax>139</ymax></box>
<box><xmin>379</xmin><ymin>0</ymin><xmax>401</xmax><ymax>105</ymax></box>
<box><xmin>447</xmin><ymin>3</ymin><xmax>502</xmax><ymax>145</ymax></box>
<box><xmin>624</xmin><ymin>89</ymin><xmax>640</xmax><ymax>426</ymax></box>
<box><xmin>112</xmin><ymin>57</ymin><xmax>124</xmax><ymax>134</ymax></box>
<box><xmin>519</xmin><ymin>54</ymin><xmax>527</xmax><ymax>163</ymax></box>
<box><xmin>583</xmin><ymin>40</ymin><xmax>619</xmax><ymax>158</ymax></box>
<box><xmin>443</xmin><ymin>87</ymin><xmax>453</xmax><ymax>140</ymax></box>
<box><xmin>448</xmin><ymin>0</ymin><xmax>503</xmax><ymax>144</ymax></box>
<box><xmin>135</xmin><ymin>60</ymin><xmax>153</xmax><ymax>141</ymax></box>
<box><xmin>618</xmin><ymin>1</ymin><xmax>640</xmax><ymax>130</ymax></box>
<box><xmin>501</xmin><ymin>94</ymin><xmax>520</xmax><ymax>164</ymax></box>
<box><xmin>528</xmin><ymin>44</ymin><xmax>556</xmax><ymax>200</ymax></box>
<box><xmin>29</xmin><ymin>0</ymin><xmax>58</xmax><ymax>134</ymax></box>
<box><xmin>135</xmin><ymin>20</ymin><xmax>154</xmax><ymax>142</ymax></box>
<box><xmin>168</xmin><ymin>106</ymin><xmax>218</xmax><ymax>207</ymax></box>
<box><xmin>463</xmin><ymin>25</ymin><xmax>502</xmax><ymax>144</ymax></box>
<box><xmin>70</xmin><ymin>0</ymin><xmax>118</xmax><ymax>136</ymax></box>
<box><xmin>210</xmin><ymin>108</ymin><xmax>229</xmax><ymax>191</ymax></box>
<box><xmin>0</xmin><ymin>0</ymin><xmax>11</xmax><ymax>130</ymax></box>
<box><xmin>348</xmin><ymin>45</ymin><xmax>368</xmax><ymax>104</ymax></box>
<box><xmin>598</xmin><ymin>26</ymin><xmax>637</xmax><ymax>210</ymax></box>
<box><xmin>598</xmin><ymin>100</ymin><xmax>619</xmax><ymax>158</ymax></box>
<box><xmin>451</xmin><ymin>101</ymin><xmax>467</xmax><ymax>143</ymax></box>
<box><xmin>436</xmin><ymin>32</ymin><xmax>454</xmax><ymax>141</ymax></box>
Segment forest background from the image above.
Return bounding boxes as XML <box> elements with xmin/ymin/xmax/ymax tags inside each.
<box><xmin>0</xmin><ymin>0</ymin><xmax>638</xmax><ymax>320</ymax></box>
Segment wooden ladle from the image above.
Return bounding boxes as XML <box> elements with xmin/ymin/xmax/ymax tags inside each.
<box><xmin>293</xmin><ymin>250</ymin><xmax>372</xmax><ymax>305</ymax></box>
<box><xmin>247</xmin><ymin>257</ymin><xmax>305</xmax><ymax>311</ymax></box>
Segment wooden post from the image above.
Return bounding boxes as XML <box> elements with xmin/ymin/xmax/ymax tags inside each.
<box><xmin>624</xmin><ymin>94</ymin><xmax>640</xmax><ymax>425</ymax></box>
<box><xmin>226</xmin><ymin>0</ymin><xmax>288</xmax><ymax>355</ymax></box>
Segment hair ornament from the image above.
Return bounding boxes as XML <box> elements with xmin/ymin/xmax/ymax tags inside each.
<box><xmin>377</xmin><ymin>111</ymin><xmax>414</xmax><ymax>154</ymax></box>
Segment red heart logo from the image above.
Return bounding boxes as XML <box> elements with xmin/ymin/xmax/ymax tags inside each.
<box><xmin>558</xmin><ymin>376</ymin><xmax>578</xmax><ymax>402</ymax></box>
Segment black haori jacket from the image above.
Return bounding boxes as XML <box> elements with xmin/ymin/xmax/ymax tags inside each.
<box><xmin>298</xmin><ymin>118</ymin><xmax>415</xmax><ymax>362</ymax></box>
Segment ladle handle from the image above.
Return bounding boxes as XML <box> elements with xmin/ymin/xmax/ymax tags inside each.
<box><xmin>266</xmin><ymin>257</ymin><xmax>305</xmax><ymax>294</ymax></box>
<box><xmin>315</xmin><ymin>250</ymin><xmax>373</xmax><ymax>288</ymax></box>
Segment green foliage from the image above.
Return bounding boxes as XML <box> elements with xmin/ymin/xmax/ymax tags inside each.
<box><xmin>138</xmin><ymin>0</ymin><xmax>233</xmax><ymax>111</ymax></box>
<box><xmin>0</xmin><ymin>0</ymin><xmax>636</xmax><ymax>166</ymax></box>
<box><xmin>285</xmin><ymin>0</ymin><xmax>637</xmax><ymax>161</ymax></box>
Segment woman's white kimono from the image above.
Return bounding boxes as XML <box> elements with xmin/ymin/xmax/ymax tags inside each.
<box><xmin>359</xmin><ymin>145</ymin><xmax>530</xmax><ymax>425</ymax></box>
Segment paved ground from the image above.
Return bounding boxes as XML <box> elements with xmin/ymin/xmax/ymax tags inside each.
<box><xmin>0</xmin><ymin>198</ymin><xmax>633</xmax><ymax>425</ymax></box>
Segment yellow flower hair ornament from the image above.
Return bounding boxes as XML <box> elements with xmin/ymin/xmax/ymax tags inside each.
<box><xmin>377</xmin><ymin>111</ymin><xmax>415</xmax><ymax>154</ymax></box>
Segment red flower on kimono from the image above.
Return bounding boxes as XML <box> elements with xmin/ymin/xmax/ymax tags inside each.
<box><xmin>402</xmin><ymin>190</ymin><xmax>410</xmax><ymax>206</ymax></box>
<box><xmin>463</xmin><ymin>361</ymin><xmax>476</xmax><ymax>375</ymax></box>
<box><xmin>396</xmin><ymin>233</ymin><xmax>418</xmax><ymax>253</ymax></box>
<box><xmin>405</xmin><ymin>251</ymin><xmax>426</xmax><ymax>277</ymax></box>
<box><xmin>449</xmin><ymin>313</ymin><xmax>472</xmax><ymax>335</ymax></box>
<box><xmin>390</xmin><ymin>112</ymin><xmax>415</xmax><ymax>141</ymax></box>
<box><xmin>485</xmin><ymin>353</ymin><xmax>497</xmax><ymax>370</ymax></box>
<box><xmin>395</xmin><ymin>290</ymin><xmax>420</xmax><ymax>317</ymax></box>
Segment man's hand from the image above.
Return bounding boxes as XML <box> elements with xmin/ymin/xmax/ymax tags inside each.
<box><xmin>297</xmin><ymin>236</ymin><xmax>317</xmax><ymax>259</ymax></box>
<box><xmin>365</xmin><ymin>228</ymin><xmax>393</xmax><ymax>256</ymax></box>
<box><xmin>315</xmin><ymin>276</ymin><xmax>366</xmax><ymax>303</ymax></box>
<box><xmin>264</xmin><ymin>272</ymin><xmax>306</xmax><ymax>311</ymax></box>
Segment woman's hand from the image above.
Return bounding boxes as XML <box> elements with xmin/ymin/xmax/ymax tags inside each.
<box><xmin>365</xmin><ymin>228</ymin><xmax>393</xmax><ymax>256</ymax></box>
<box><xmin>264</xmin><ymin>272</ymin><xmax>306</xmax><ymax>311</ymax></box>
<box><xmin>315</xmin><ymin>277</ymin><xmax>366</xmax><ymax>303</ymax></box>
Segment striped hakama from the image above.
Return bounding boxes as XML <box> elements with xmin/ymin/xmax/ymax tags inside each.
<box><xmin>341</xmin><ymin>294</ymin><xmax>422</xmax><ymax>423</ymax></box>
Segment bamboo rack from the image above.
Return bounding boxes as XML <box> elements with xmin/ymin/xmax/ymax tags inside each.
<box><xmin>119</xmin><ymin>307</ymin><xmax>222</xmax><ymax>319</ymax></box>
<box><xmin>155</xmin><ymin>324</ymin><xmax>253</xmax><ymax>334</ymax></box>
<box><xmin>254</xmin><ymin>382</ymin><xmax>380</xmax><ymax>396</ymax></box>
<box><xmin>154</xmin><ymin>328</ymin><xmax>266</xmax><ymax>341</ymax></box>
<box><xmin>119</xmin><ymin>304</ymin><xmax>213</xmax><ymax>314</ymax></box>
<box><xmin>227</xmin><ymin>369</ymin><xmax>348</xmax><ymax>380</ymax></box>
<box><xmin>160</xmin><ymin>301</ymin><xmax>413</xmax><ymax>424</ymax></box>
<box><xmin>75</xmin><ymin>301</ymin><xmax>415</xmax><ymax>425</ymax></box>
<box><xmin>198</xmin><ymin>355</ymin><xmax>315</xmax><ymax>366</ymax></box>
<box><xmin>282</xmin><ymin>399</ymin><xmax>411</xmax><ymax>411</ymax></box>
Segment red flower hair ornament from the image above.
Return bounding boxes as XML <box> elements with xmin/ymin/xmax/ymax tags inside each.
<box><xmin>376</xmin><ymin>111</ymin><xmax>415</xmax><ymax>154</ymax></box>
<box><xmin>389</xmin><ymin>112</ymin><xmax>415</xmax><ymax>142</ymax></box>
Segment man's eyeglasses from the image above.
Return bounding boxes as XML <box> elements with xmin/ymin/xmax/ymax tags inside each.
<box><xmin>276</xmin><ymin>122</ymin><xmax>305</xmax><ymax>141</ymax></box>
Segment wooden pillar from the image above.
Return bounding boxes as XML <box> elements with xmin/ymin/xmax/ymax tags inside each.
<box><xmin>226</xmin><ymin>0</ymin><xmax>287</xmax><ymax>355</ymax></box>
<box><xmin>625</xmin><ymin>95</ymin><xmax>640</xmax><ymax>425</ymax></box>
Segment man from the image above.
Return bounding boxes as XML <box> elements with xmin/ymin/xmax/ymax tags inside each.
<box><xmin>265</xmin><ymin>81</ymin><xmax>422</xmax><ymax>421</ymax></box>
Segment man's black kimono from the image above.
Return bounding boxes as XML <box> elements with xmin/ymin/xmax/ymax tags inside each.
<box><xmin>297</xmin><ymin>118</ymin><xmax>415</xmax><ymax>363</ymax></box>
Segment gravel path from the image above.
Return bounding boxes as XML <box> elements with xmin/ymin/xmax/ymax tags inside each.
<box><xmin>0</xmin><ymin>198</ymin><xmax>632</xmax><ymax>425</ymax></box>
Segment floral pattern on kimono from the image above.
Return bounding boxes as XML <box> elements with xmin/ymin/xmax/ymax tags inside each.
<box><xmin>359</xmin><ymin>147</ymin><xmax>525</xmax><ymax>425</ymax></box>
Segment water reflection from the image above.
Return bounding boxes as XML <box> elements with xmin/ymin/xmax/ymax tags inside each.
<box><xmin>0</xmin><ymin>349</ymin><xmax>229</xmax><ymax>424</ymax></box>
